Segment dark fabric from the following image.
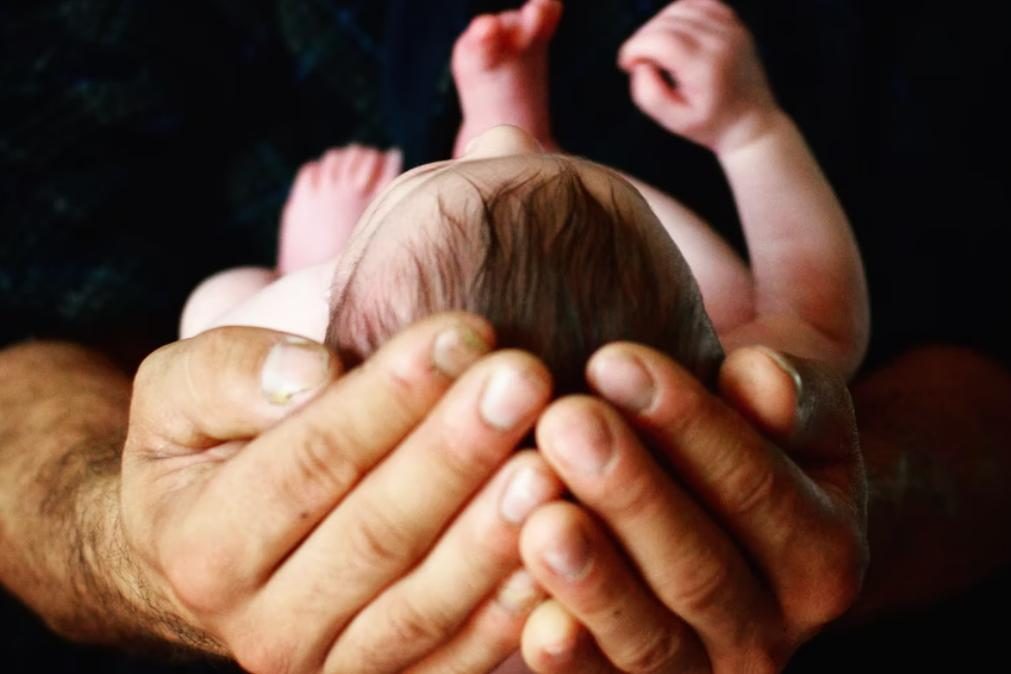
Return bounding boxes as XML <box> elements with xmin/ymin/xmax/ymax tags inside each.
<box><xmin>2</xmin><ymin>0</ymin><xmax>1009</xmax><ymax>671</ymax></box>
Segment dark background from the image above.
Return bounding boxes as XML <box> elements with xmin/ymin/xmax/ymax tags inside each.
<box><xmin>2</xmin><ymin>0</ymin><xmax>1009</xmax><ymax>671</ymax></box>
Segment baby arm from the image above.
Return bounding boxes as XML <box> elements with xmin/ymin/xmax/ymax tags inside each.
<box><xmin>620</xmin><ymin>0</ymin><xmax>869</xmax><ymax>377</ymax></box>
<box><xmin>617</xmin><ymin>172</ymin><xmax>754</xmax><ymax>334</ymax></box>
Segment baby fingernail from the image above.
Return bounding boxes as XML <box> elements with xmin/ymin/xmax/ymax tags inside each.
<box><xmin>261</xmin><ymin>336</ymin><xmax>331</xmax><ymax>405</ymax></box>
<box><xmin>495</xmin><ymin>569</ymin><xmax>542</xmax><ymax>615</ymax></box>
<box><xmin>500</xmin><ymin>466</ymin><xmax>555</xmax><ymax>524</ymax></box>
<box><xmin>480</xmin><ymin>367</ymin><xmax>548</xmax><ymax>431</ymax></box>
<box><xmin>544</xmin><ymin>526</ymin><xmax>593</xmax><ymax>581</ymax></box>
<box><xmin>589</xmin><ymin>350</ymin><xmax>656</xmax><ymax>412</ymax></box>
<box><xmin>432</xmin><ymin>324</ymin><xmax>490</xmax><ymax>379</ymax></box>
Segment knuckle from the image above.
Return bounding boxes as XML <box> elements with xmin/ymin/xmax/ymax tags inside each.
<box><xmin>661</xmin><ymin>38</ymin><xmax>689</xmax><ymax>62</ymax></box>
<box><xmin>384</xmin><ymin>594</ymin><xmax>452</xmax><ymax>648</ymax></box>
<box><xmin>656</xmin><ymin>382</ymin><xmax>707</xmax><ymax>434</ymax></box>
<box><xmin>184</xmin><ymin>328</ymin><xmax>252</xmax><ymax>408</ymax></box>
<box><xmin>288</xmin><ymin>420</ymin><xmax>362</xmax><ymax>502</ymax></box>
<box><xmin>438</xmin><ymin>423</ymin><xmax>512</xmax><ymax>485</ymax></box>
<box><xmin>722</xmin><ymin>461</ymin><xmax>778</xmax><ymax>519</ymax></box>
<box><xmin>345</xmin><ymin>502</ymin><xmax>419</xmax><ymax>573</ymax></box>
<box><xmin>376</xmin><ymin>348</ymin><xmax>426</xmax><ymax>402</ymax></box>
<box><xmin>133</xmin><ymin>342</ymin><xmax>172</xmax><ymax>390</ymax></box>
<box><xmin>620</xmin><ymin>628</ymin><xmax>684</xmax><ymax>673</ymax></box>
<box><xmin>668</xmin><ymin>553</ymin><xmax>732</xmax><ymax>615</ymax></box>
<box><xmin>608</xmin><ymin>470</ymin><xmax>662</xmax><ymax>522</ymax></box>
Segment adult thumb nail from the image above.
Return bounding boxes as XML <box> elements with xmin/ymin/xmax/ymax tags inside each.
<box><xmin>261</xmin><ymin>336</ymin><xmax>331</xmax><ymax>405</ymax></box>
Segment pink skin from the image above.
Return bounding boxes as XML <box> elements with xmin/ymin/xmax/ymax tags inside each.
<box><xmin>452</xmin><ymin>0</ymin><xmax>563</xmax><ymax>157</ymax></box>
<box><xmin>277</xmin><ymin>145</ymin><xmax>402</xmax><ymax>274</ymax></box>
<box><xmin>281</xmin><ymin>0</ymin><xmax>562</xmax><ymax>275</ymax></box>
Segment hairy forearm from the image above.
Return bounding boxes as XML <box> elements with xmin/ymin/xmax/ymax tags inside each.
<box><xmin>846</xmin><ymin>346</ymin><xmax>1011</xmax><ymax>620</ymax></box>
<box><xmin>0</xmin><ymin>341</ymin><xmax>202</xmax><ymax>653</ymax></box>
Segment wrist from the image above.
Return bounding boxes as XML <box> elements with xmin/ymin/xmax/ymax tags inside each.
<box><xmin>713</xmin><ymin>107</ymin><xmax>792</xmax><ymax>157</ymax></box>
<box><xmin>87</xmin><ymin>473</ymin><xmax>227</xmax><ymax>657</ymax></box>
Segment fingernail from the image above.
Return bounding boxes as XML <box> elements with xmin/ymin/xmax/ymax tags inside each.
<box><xmin>755</xmin><ymin>346</ymin><xmax>804</xmax><ymax>403</ymax></box>
<box><xmin>261</xmin><ymin>336</ymin><xmax>330</xmax><ymax>405</ymax></box>
<box><xmin>544</xmin><ymin>639</ymin><xmax>576</xmax><ymax>663</ymax></box>
<box><xmin>480</xmin><ymin>367</ymin><xmax>547</xmax><ymax>431</ymax></box>
<box><xmin>432</xmin><ymin>324</ymin><xmax>490</xmax><ymax>379</ymax></box>
<box><xmin>589</xmin><ymin>350</ymin><xmax>656</xmax><ymax>412</ymax></box>
<box><xmin>550</xmin><ymin>410</ymin><xmax>613</xmax><ymax>475</ymax></box>
<box><xmin>540</xmin><ymin>605</ymin><xmax>577</xmax><ymax>662</ymax></box>
<box><xmin>544</xmin><ymin>526</ymin><xmax>592</xmax><ymax>581</ymax></box>
<box><xmin>495</xmin><ymin>569</ymin><xmax>542</xmax><ymax>615</ymax></box>
<box><xmin>500</xmin><ymin>466</ymin><xmax>555</xmax><ymax>524</ymax></box>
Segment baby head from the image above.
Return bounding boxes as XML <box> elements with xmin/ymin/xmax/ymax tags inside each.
<box><xmin>325</xmin><ymin>126</ymin><xmax>724</xmax><ymax>393</ymax></box>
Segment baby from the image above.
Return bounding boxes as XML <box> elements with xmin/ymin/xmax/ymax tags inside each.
<box><xmin>181</xmin><ymin>0</ymin><xmax>869</xmax><ymax>399</ymax></box>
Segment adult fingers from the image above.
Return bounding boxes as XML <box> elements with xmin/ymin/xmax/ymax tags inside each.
<box><xmin>719</xmin><ymin>347</ymin><xmax>862</xmax><ymax>468</ymax></box>
<box><xmin>521</xmin><ymin>501</ymin><xmax>713</xmax><ymax>673</ymax></box>
<box><xmin>522</xmin><ymin>600</ymin><xmax>618</xmax><ymax>674</ymax></box>
<box><xmin>129</xmin><ymin>326</ymin><xmax>340</xmax><ymax>452</ymax></box>
<box><xmin>160</xmin><ymin>314</ymin><xmax>494</xmax><ymax>614</ymax></box>
<box><xmin>254</xmin><ymin>350</ymin><xmax>551</xmax><ymax>672</ymax></box>
<box><xmin>328</xmin><ymin>450</ymin><xmax>562</xmax><ymax>672</ymax></box>
<box><xmin>718</xmin><ymin>346</ymin><xmax>868</xmax><ymax>585</ymax></box>
<box><xmin>535</xmin><ymin>398</ymin><xmax>779</xmax><ymax>668</ymax></box>
<box><xmin>406</xmin><ymin>569</ymin><xmax>545</xmax><ymax>674</ymax></box>
<box><xmin>587</xmin><ymin>343</ymin><xmax>867</xmax><ymax>629</ymax></box>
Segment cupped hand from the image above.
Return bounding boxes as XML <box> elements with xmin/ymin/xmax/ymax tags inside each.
<box><xmin>518</xmin><ymin>344</ymin><xmax>868</xmax><ymax>673</ymax></box>
<box><xmin>618</xmin><ymin>0</ymin><xmax>779</xmax><ymax>153</ymax></box>
<box><xmin>119</xmin><ymin>314</ymin><xmax>564</xmax><ymax>673</ymax></box>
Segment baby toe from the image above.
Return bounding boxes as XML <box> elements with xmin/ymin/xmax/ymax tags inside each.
<box><xmin>454</xmin><ymin>14</ymin><xmax>509</xmax><ymax>71</ymax></box>
<box><xmin>522</xmin><ymin>0</ymin><xmax>563</xmax><ymax>46</ymax></box>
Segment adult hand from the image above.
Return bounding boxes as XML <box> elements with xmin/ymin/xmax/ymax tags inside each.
<box><xmin>517</xmin><ymin>344</ymin><xmax>868</xmax><ymax>673</ymax></box>
<box><xmin>119</xmin><ymin>314</ymin><xmax>564</xmax><ymax>673</ymax></box>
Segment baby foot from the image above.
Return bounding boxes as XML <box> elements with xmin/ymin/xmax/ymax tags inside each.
<box><xmin>451</xmin><ymin>0</ymin><xmax>563</xmax><ymax>157</ymax></box>
<box><xmin>278</xmin><ymin>145</ymin><xmax>402</xmax><ymax>274</ymax></box>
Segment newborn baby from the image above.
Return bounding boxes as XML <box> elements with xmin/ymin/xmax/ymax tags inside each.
<box><xmin>181</xmin><ymin>0</ymin><xmax>869</xmax><ymax>402</ymax></box>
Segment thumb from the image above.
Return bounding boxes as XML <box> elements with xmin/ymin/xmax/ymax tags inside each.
<box><xmin>129</xmin><ymin>327</ymin><xmax>341</xmax><ymax>452</ymax></box>
<box><xmin>716</xmin><ymin>346</ymin><xmax>859</xmax><ymax>464</ymax></box>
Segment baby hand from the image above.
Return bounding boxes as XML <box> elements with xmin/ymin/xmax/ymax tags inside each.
<box><xmin>618</xmin><ymin>0</ymin><xmax>779</xmax><ymax>153</ymax></box>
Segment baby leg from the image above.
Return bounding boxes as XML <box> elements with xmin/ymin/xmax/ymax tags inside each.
<box><xmin>278</xmin><ymin>145</ymin><xmax>402</xmax><ymax>274</ymax></box>
<box><xmin>179</xmin><ymin>266</ymin><xmax>277</xmax><ymax>339</ymax></box>
<box><xmin>451</xmin><ymin>0</ymin><xmax>562</xmax><ymax>156</ymax></box>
